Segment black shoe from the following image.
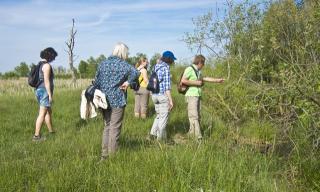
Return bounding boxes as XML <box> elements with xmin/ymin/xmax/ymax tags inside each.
<box><xmin>32</xmin><ymin>135</ymin><xmax>46</xmax><ymax>142</ymax></box>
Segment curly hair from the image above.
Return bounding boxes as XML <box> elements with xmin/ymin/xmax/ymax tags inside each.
<box><xmin>40</xmin><ymin>47</ymin><xmax>58</xmax><ymax>62</ymax></box>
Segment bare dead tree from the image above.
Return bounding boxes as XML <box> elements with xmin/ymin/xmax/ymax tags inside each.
<box><xmin>66</xmin><ymin>19</ymin><xmax>77</xmax><ymax>87</ymax></box>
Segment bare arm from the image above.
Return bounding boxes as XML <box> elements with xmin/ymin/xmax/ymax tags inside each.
<box><xmin>203</xmin><ymin>77</ymin><xmax>224</xmax><ymax>83</ymax></box>
<box><xmin>42</xmin><ymin>64</ymin><xmax>52</xmax><ymax>102</ymax></box>
<box><xmin>165</xmin><ymin>90</ymin><xmax>173</xmax><ymax>111</ymax></box>
<box><xmin>181</xmin><ymin>76</ymin><xmax>203</xmax><ymax>86</ymax></box>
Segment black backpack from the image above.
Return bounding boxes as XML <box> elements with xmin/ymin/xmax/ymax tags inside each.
<box><xmin>147</xmin><ymin>66</ymin><xmax>163</xmax><ymax>93</ymax></box>
<box><xmin>130</xmin><ymin>69</ymin><xmax>143</xmax><ymax>91</ymax></box>
<box><xmin>28</xmin><ymin>61</ymin><xmax>43</xmax><ymax>88</ymax></box>
<box><xmin>177</xmin><ymin>65</ymin><xmax>198</xmax><ymax>95</ymax></box>
<box><xmin>85</xmin><ymin>81</ymin><xmax>98</xmax><ymax>103</ymax></box>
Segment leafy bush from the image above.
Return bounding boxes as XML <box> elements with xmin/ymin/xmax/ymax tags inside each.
<box><xmin>183</xmin><ymin>0</ymin><xmax>320</xmax><ymax>189</ymax></box>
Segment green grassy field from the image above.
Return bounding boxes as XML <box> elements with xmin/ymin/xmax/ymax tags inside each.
<box><xmin>0</xmin><ymin>79</ymin><xmax>293</xmax><ymax>191</ymax></box>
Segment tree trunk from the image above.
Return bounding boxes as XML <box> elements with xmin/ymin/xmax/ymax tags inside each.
<box><xmin>66</xmin><ymin>19</ymin><xmax>77</xmax><ymax>87</ymax></box>
<box><xmin>69</xmin><ymin>54</ymin><xmax>76</xmax><ymax>86</ymax></box>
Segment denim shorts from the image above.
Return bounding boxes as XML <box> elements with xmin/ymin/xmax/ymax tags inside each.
<box><xmin>35</xmin><ymin>87</ymin><xmax>51</xmax><ymax>107</ymax></box>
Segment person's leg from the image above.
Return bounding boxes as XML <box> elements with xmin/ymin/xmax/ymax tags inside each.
<box><xmin>35</xmin><ymin>106</ymin><xmax>48</xmax><ymax>136</ymax></box>
<box><xmin>193</xmin><ymin>97</ymin><xmax>202</xmax><ymax>139</ymax></box>
<box><xmin>187</xmin><ymin>97</ymin><xmax>202</xmax><ymax>139</ymax></box>
<box><xmin>34</xmin><ymin>87</ymin><xmax>50</xmax><ymax>138</ymax></box>
<box><xmin>186</xmin><ymin>97</ymin><xmax>194</xmax><ymax>135</ymax></box>
<box><xmin>134</xmin><ymin>91</ymin><xmax>141</xmax><ymax>118</ymax></box>
<box><xmin>150</xmin><ymin>95</ymin><xmax>160</xmax><ymax>137</ymax></box>
<box><xmin>44</xmin><ymin>107</ymin><xmax>54</xmax><ymax>133</ymax></box>
<box><xmin>156</xmin><ymin>95</ymin><xmax>169</xmax><ymax>140</ymax></box>
<box><xmin>108</xmin><ymin>107</ymin><xmax>125</xmax><ymax>154</ymax></box>
<box><xmin>140</xmin><ymin>89</ymin><xmax>149</xmax><ymax>119</ymax></box>
<box><xmin>101</xmin><ymin>109</ymin><xmax>111</xmax><ymax>158</ymax></box>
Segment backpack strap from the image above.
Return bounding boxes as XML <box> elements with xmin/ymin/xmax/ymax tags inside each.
<box><xmin>190</xmin><ymin>65</ymin><xmax>199</xmax><ymax>79</ymax></box>
<box><xmin>153</xmin><ymin>65</ymin><xmax>165</xmax><ymax>82</ymax></box>
<box><xmin>183</xmin><ymin>65</ymin><xmax>200</xmax><ymax>89</ymax></box>
<box><xmin>138</xmin><ymin>68</ymin><xmax>144</xmax><ymax>84</ymax></box>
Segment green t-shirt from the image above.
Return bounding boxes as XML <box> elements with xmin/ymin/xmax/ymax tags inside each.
<box><xmin>183</xmin><ymin>64</ymin><xmax>202</xmax><ymax>97</ymax></box>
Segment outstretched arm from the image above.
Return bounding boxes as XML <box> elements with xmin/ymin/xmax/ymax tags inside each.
<box><xmin>202</xmin><ymin>77</ymin><xmax>224</xmax><ymax>83</ymax></box>
<box><xmin>181</xmin><ymin>76</ymin><xmax>203</xmax><ymax>87</ymax></box>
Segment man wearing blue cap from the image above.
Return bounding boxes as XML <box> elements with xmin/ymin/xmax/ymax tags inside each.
<box><xmin>149</xmin><ymin>50</ymin><xmax>176</xmax><ymax>140</ymax></box>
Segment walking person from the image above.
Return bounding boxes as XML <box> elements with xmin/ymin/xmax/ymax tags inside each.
<box><xmin>33</xmin><ymin>47</ymin><xmax>58</xmax><ymax>141</ymax></box>
<box><xmin>95</xmin><ymin>42</ymin><xmax>140</xmax><ymax>161</ymax></box>
<box><xmin>134</xmin><ymin>57</ymin><xmax>150</xmax><ymax>119</ymax></box>
<box><xmin>149</xmin><ymin>51</ymin><xmax>175</xmax><ymax>140</ymax></box>
<box><xmin>181</xmin><ymin>55</ymin><xmax>224</xmax><ymax>140</ymax></box>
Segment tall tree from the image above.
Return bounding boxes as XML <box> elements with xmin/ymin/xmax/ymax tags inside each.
<box><xmin>14</xmin><ymin>62</ymin><xmax>30</xmax><ymax>77</ymax></box>
<box><xmin>78</xmin><ymin>60</ymin><xmax>88</xmax><ymax>78</ymax></box>
<box><xmin>66</xmin><ymin>19</ymin><xmax>77</xmax><ymax>86</ymax></box>
<box><xmin>127</xmin><ymin>53</ymin><xmax>147</xmax><ymax>66</ymax></box>
<box><xmin>149</xmin><ymin>53</ymin><xmax>161</xmax><ymax>71</ymax></box>
<box><xmin>87</xmin><ymin>56</ymin><xmax>98</xmax><ymax>78</ymax></box>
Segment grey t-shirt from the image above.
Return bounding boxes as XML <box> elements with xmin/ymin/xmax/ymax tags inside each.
<box><xmin>38</xmin><ymin>62</ymin><xmax>54</xmax><ymax>92</ymax></box>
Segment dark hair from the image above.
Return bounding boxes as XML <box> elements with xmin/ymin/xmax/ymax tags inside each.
<box><xmin>193</xmin><ymin>55</ymin><xmax>206</xmax><ymax>65</ymax></box>
<box><xmin>161</xmin><ymin>57</ymin><xmax>174</xmax><ymax>64</ymax></box>
<box><xmin>40</xmin><ymin>47</ymin><xmax>58</xmax><ymax>62</ymax></box>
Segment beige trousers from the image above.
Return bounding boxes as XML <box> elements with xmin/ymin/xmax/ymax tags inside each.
<box><xmin>186</xmin><ymin>96</ymin><xmax>202</xmax><ymax>139</ymax></box>
<box><xmin>134</xmin><ymin>87</ymin><xmax>149</xmax><ymax>115</ymax></box>
<box><xmin>150</xmin><ymin>95</ymin><xmax>169</xmax><ymax>140</ymax></box>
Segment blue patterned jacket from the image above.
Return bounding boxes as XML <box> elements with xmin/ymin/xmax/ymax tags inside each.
<box><xmin>95</xmin><ymin>56</ymin><xmax>140</xmax><ymax>108</ymax></box>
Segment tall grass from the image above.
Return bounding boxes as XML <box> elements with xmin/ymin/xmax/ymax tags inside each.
<box><xmin>0</xmin><ymin>79</ymin><xmax>296</xmax><ymax>191</ymax></box>
<box><xmin>0</xmin><ymin>78</ymin><xmax>91</xmax><ymax>95</ymax></box>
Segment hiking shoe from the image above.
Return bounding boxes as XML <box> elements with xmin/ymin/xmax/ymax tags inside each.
<box><xmin>98</xmin><ymin>156</ymin><xmax>108</xmax><ymax>163</ymax></box>
<box><xmin>48</xmin><ymin>131</ymin><xmax>56</xmax><ymax>136</ymax></box>
<box><xmin>197</xmin><ymin>137</ymin><xmax>203</xmax><ymax>143</ymax></box>
<box><xmin>32</xmin><ymin>135</ymin><xmax>46</xmax><ymax>142</ymax></box>
<box><xmin>146</xmin><ymin>134</ymin><xmax>157</xmax><ymax>141</ymax></box>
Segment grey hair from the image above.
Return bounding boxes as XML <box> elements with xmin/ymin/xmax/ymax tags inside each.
<box><xmin>112</xmin><ymin>42</ymin><xmax>129</xmax><ymax>60</ymax></box>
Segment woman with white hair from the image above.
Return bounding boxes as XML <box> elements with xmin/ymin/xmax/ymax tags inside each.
<box><xmin>95</xmin><ymin>42</ymin><xmax>140</xmax><ymax>161</ymax></box>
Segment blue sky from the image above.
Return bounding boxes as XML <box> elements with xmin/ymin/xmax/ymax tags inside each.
<box><xmin>0</xmin><ymin>0</ymin><xmax>244</xmax><ymax>72</ymax></box>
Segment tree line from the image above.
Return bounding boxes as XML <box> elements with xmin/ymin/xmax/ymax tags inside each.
<box><xmin>0</xmin><ymin>52</ymin><xmax>162</xmax><ymax>79</ymax></box>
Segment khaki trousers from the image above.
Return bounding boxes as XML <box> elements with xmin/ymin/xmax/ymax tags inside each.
<box><xmin>186</xmin><ymin>96</ymin><xmax>202</xmax><ymax>139</ymax></box>
<box><xmin>101</xmin><ymin>107</ymin><xmax>125</xmax><ymax>157</ymax></box>
<box><xmin>134</xmin><ymin>87</ymin><xmax>149</xmax><ymax>115</ymax></box>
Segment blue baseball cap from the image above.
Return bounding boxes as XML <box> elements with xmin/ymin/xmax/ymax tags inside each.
<box><xmin>162</xmin><ymin>51</ymin><xmax>176</xmax><ymax>60</ymax></box>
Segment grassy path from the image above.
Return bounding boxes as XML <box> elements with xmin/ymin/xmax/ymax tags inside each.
<box><xmin>0</xmin><ymin>88</ymin><xmax>290</xmax><ymax>191</ymax></box>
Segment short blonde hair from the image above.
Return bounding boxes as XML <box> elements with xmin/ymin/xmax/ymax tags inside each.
<box><xmin>193</xmin><ymin>54</ymin><xmax>206</xmax><ymax>65</ymax></box>
<box><xmin>112</xmin><ymin>42</ymin><xmax>129</xmax><ymax>60</ymax></box>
